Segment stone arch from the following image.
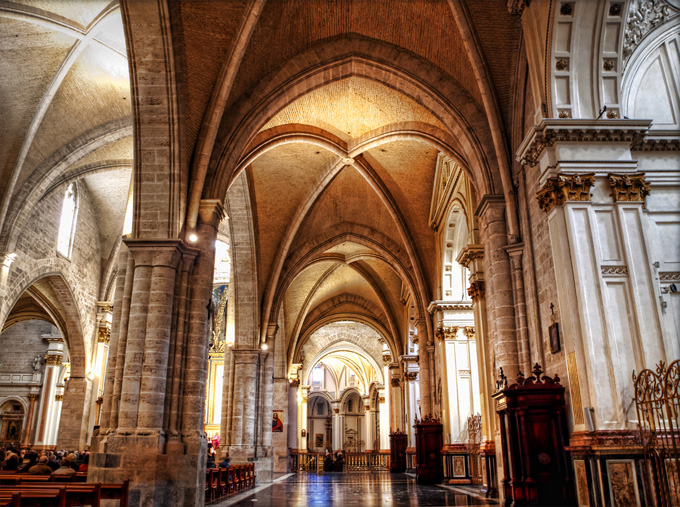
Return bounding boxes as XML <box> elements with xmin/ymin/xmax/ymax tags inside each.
<box><xmin>0</xmin><ymin>119</ymin><xmax>132</xmax><ymax>253</ymax></box>
<box><xmin>206</xmin><ymin>35</ymin><xmax>504</xmax><ymax>201</ymax></box>
<box><xmin>621</xmin><ymin>19</ymin><xmax>680</xmax><ymax>130</ymax></box>
<box><xmin>0</xmin><ymin>269</ymin><xmax>87</xmax><ymax>379</ymax></box>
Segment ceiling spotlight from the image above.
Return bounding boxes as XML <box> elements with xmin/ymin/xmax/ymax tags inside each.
<box><xmin>261</xmin><ymin>342</ymin><xmax>269</xmax><ymax>351</ymax></box>
<box><xmin>188</xmin><ymin>233</ymin><xmax>198</xmax><ymax>243</ymax></box>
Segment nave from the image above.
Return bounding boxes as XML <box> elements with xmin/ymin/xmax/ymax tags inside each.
<box><xmin>218</xmin><ymin>473</ymin><xmax>496</xmax><ymax>507</ymax></box>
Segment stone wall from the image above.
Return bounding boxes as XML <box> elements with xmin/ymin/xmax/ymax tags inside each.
<box><xmin>0</xmin><ymin>320</ymin><xmax>55</xmax><ymax>374</ymax></box>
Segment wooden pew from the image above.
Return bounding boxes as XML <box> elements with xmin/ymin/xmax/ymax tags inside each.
<box><xmin>0</xmin><ymin>491</ymin><xmax>20</xmax><ymax>506</ymax></box>
<box><xmin>100</xmin><ymin>481</ymin><xmax>129</xmax><ymax>507</ymax></box>
<box><xmin>0</xmin><ymin>487</ymin><xmax>66</xmax><ymax>506</ymax></box>
<box><xmin>2</xmin><ymin>484</ymin><xmax>101</xmax><ymax>506</ymax></box>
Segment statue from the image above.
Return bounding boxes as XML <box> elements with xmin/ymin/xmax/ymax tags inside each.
<box><xmin>32</xmin><ymin>356</ymin><xmax>42</xmax><ymax>371</ymax></box>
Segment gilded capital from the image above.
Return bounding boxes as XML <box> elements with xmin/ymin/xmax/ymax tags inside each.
<box><xmin>467</xmin><ymin>280</ymin><xmax>485</xmax><ymax>301</ymax></box>
<box><xmin>464</xmin><ymin>326</ymin><xmax>476</xmax><ymax>340</ymax></box>
<box><xmin>435</xmin><ymin>325</ymin><xmax>458</xmax><ymax>341</ymax></box>
<box><xmin>97</xmin><ymin>325</ymin><xmax>111</xmax><ymax>344</ymax></box>
<box><xmin>536</xmin><ymin>173</ymin><xmax>595</xmax><ymax>213</ymax></box>
<box><xmin>608</xmin><ymin>173</ymin><xmax>650</xmax><ymax>206</ymax></box>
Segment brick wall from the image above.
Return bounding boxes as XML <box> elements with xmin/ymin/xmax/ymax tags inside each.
<box><xmin>0</xmin><ymin>320</ymin><xmax>56</xmax><ymax>374</ymax></box>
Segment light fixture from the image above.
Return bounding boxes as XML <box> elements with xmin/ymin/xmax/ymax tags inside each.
<box><xmin>261</xmin><ymin>342</ymin><xmax>268</xmax><ymax>351</ymax></box>
<box><xmin>188</xmin><ymin>233</ymin><xmax>198</xmax><ymax>243</ymax></box>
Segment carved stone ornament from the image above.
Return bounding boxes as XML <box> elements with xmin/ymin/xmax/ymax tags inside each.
<box><xmin>382</xmin><ymin>352</ymin><xmax>392</xmax><ymax>364</ymax></box>
<box><xmin>536</xmin><ymin>173</ymin><xmax>595</xmax><ymax>213</ymax></box>
<box><xmin>391</xmin><ymin>377</ymin><xmax>401</xmax><ymax>387</ymax></box>
<box><xmin>623</xmin><ymin>0</ymin><xmax>679</xmax><ymax>69</ymax></box>
<box><xmin>435</xmin><ymin>325</ymin><xmax>458</xmax><ymax>341</ymax></box>
<box><xmin>55</xmin><ymin>394</ymin><xmax>64</xmax><ymax>402</ymax></box>
<box><xmin>608</xmin><ymin>173</ymin><xmax>650</xmax><ymax>205</ymax></box>
<box><xmin>467</xmin><ymin>280</ymin><xmax>486</xmax><ymax>301</ymax></box>
<box><xmin>404</xmin><ymin>372</ymin><xmax>418</xmax><ymax>381</ymax></box>
<box><xmin>45</xmin><ymin>354</ymin><xmax>63</xmax><ymax>366</ymax></box>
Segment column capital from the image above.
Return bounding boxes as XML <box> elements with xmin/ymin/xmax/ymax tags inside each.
<box><xmin>536</xmin><ymin>173</ymin><xmax>595</xmax><ymax>213</ymax></box>
<box><xmin>265</xmin><ymin>323</ymin><xmax>279</xmax><ymax>341</ymax></box>
<box><xmin>608</xmin><ymin>173</ymin><xmax>650</xmax><ymax>205</ymax></box>
<box><xmin>435</xmin><ymin>325</ymin><xmax>458</xmax><ymax>341</ymax></box>
<box><xmin>467</xmin><ymin>280</ymin><xmax>486</xmax><ymax>302</ymax></box>
<box><xmin>198</xmin><ymin>198</ymin><xmax>227</xmax><ymax>226</ymax></box>
<box><xmin>456</xmin><ymin>244</ymin><xmax>484</xmax><ymax>268</ymax></box>
<box><xmin>123</xmin><ymin>238</ymin><xmax>197</xmax><ymax>268</ymax></box>
<box><xmin>475</xmin><ymin>194</ymin><xmax>505</xmax><ymax>222</ymax></box>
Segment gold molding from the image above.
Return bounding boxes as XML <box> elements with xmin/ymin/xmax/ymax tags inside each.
<box><xmin>97</xmin><ymin>326</ymin><xmax>111</xmax><ymax>344</ymax></box>
<box><xmin>536</xmin><ymin>173</ymin><xmax>595</xmax><ymax>213</ymax></box>
<box><xmin>464</xmin><ymin>326</ymin><xmax>476</xmax><ymax>340</ymax></box>
<box><xmin>608</xmin><ymin>173</ymin><xmax>650</xmax><ymax>206</ymax></box>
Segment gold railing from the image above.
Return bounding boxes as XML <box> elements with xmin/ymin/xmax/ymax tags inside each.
<box><xmin>291</xmin><ymin>451</ymin><xmax>389</xmax><ymax>473</ymax></box>
<box><xmin>467</xmin><ymin>413</ymin><xmax>483</xmax><ymax>484</ymax></box>
<box><xmin>633</xmin><ymin>359</ymin><xmax>680</xmax><ymax>507</ymax></box>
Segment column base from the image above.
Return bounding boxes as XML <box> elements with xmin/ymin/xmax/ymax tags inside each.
<box><xmin>89</xmin><ymin>430</ymin><xmax>206</xmax><ymax>507</ymax></box>
<box><xmin>226</xmin><ymin>445</ymin><xmax>274</xmax><ymax>483</ymax></box>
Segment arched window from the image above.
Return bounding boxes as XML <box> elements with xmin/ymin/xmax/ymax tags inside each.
<box><xmin>57</xmin><ymin>183</ymin><xmax>78</xmax><ymax>258</ymax></box>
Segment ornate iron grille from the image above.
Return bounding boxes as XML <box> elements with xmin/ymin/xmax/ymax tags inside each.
<box><xmin>633</xmin><ymin>359</ymin><xmax>680</xmax><ymax>507</ymax></box>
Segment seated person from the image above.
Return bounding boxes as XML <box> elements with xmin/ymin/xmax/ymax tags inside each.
<box><xmin>54</xmin><ymin>456</ymin><xmax>76</xmax><ymax>476</ymax></box>
<box><xmin>1</xmin><ymin>453</ymin><xmax>19</xmax><ymax>471</ymax></box>
<box><xmin>78</xmin><ymin>453</ymin><xmax>89</xmax><ymax>473</ymax></box>
<box><xmin>28</xmin><ymin>456</ymin><xmax>53</xmax><ymax>475</ymax></box>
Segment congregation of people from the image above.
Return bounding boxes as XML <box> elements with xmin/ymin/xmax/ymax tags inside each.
<box><xmin>0</xmin><ymin>446</ymin><xmax>89</xmax><ymax>477</ymax></box>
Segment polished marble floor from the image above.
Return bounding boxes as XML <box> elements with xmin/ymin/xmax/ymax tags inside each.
<box><xmin>217</xmin><ymin>473</ymin><xmax>497</xmax><ymax>507</ymax></box>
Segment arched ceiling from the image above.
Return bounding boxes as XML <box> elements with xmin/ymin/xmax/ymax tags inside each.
<box><xmin>0</xmin><ymin>0</ymin><xmax>132</xmax><ymax>265</ymax></box>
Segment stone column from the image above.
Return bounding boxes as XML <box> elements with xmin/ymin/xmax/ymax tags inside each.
<box><xmin>299</xmin><ymin>387</ymin><xmax>309</xmax><ymax>450</ymax></box>
<box><xmin>476</xmin><ymin>195</ymin><xmax>520</xmax><ymax>378</ymax></box>
<box><xmin>21</xmin><ymin>394</ymin><xmax>38</xmax><ymax>448</ymax></box>
<box><xmin>35</xmin><ymin>337</ymin><xmax>64</xmax><ymax>447</ymax></box>
<box><xmin>58</xmin><ymin>376</ymin><xmax>92</xmax><ymax>450</ymax></box>
<box><xmin>505</xmin><ymin>245</ymin><xmax>531</xmax><ymax>373</ymax></box>
<box><xmin>363</xmin><ymin>396</ymin><xmax>373</xmax><ymax>451</ymax></box>
<box><xmin>288</xmin><ymin>382</ymin><xmax>299</xmax><ymax>451</ymax></box>
<box><xmin>331</xmin><ymin>402</ymin><xmax>341</xmax><ymax>450</ymax></box>
<box><xmin>378</xmin><ymin>389</ymin><xmax>389</xmax><ymax>450</ymax></box>
<box><xmin>389</xmin><ymin>364</ymin><xmax>403</xmax><ymax>432</ymax></box>
<box><xmin>413</xmin><ymin>318</ymin><xmax>432</xmax><ymax>415</ymax></box>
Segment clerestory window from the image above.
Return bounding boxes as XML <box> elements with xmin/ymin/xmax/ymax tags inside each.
<box><xmin>57</xmin><ymin>183</ymin><xmax>78</xmax><ymax>258</ymax></box>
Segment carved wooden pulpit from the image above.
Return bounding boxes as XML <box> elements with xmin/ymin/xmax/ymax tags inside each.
<box><xmin>389</xmin><ymin>429</ymin><xmax>408</xmax><ymax>473</ymax></box>
<box><xmin>493</xmin><ymin>364</ymin><xmax>574</xmax><ymax>506</ymax></box>
<box><xmin>414</xmin><ymin>415</ymin><xmax>443</xmax><ymax>484</ymax></box>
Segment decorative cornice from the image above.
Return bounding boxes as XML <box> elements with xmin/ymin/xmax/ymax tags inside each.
<box><xmin>517</xmin><ymin>120</ymin><xmax>652</xmax><ymax>167</ymax></box>
<box><xmin>455</xmin><ymin>244</ymin><xmax>484</xmax><ymax>268</ymax></box>
<box><xmin>467</xmin><ymin>280</ymin><xmax>485</xmax><ymax>302</ymax></box>
<box><xmin>428</xmin><ymin>301</ymin><xmax>473</xmax><ymax>314</ymax></box>
<box><xmin>96</xmin><ymin>301</ymin><xmax>113</xmax><ymax>314</ymax></box>
<box><xmin>400</xmin><ymin>355</ymin><xmax>419</xmax><ymax>363</ymax></box>
<box><xmin>608</xmin><ymin>173</ymin><xmax>650</xmax><ymax>205</ymax></box>
<box><xmin>536</xmin><ymin>173</ymin><xmax>595</xmax><ymax>213</ymax></box>
<box><xmin>632</xmin><ymin>132</ymin><xmax>680</xmax><ymax>151</ymax></box>
<box><xmin>435</xmin><ymin>325</ymin><xmax>458</xmax><ymax>341</ymax></box>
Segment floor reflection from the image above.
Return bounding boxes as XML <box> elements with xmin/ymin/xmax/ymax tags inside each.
<box><xmin>219</xmin><ymin>472</ymin><xmax>497</xmax><ymax>507</ymax></box>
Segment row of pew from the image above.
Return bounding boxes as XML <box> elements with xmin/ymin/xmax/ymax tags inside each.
<box><xmin>205</xmin><ymin>464</ymin><xmax>256</xmax><ymax>504</ymax></box>
<box><xmin>0</xmin><ymin>473</ymin><xmax>128</xmax><ymax>506</ymax></box>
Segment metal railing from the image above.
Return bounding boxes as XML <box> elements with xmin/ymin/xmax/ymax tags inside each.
<box><xmin>291</xmin><ymin>451</ymin><xmax>390</xmax><ymax>473</ymax></box>
<box><xmin>633</xmin><ymin>359</ymin><xmax>680</xmax><ymax>507</ymax></box>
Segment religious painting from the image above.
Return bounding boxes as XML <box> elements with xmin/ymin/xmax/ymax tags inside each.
<box><xmin>549</xmin><ymin>322</ymin><xmax>560</xmax><ymax>354</ymax></box>
<box><xmin>453</xmin><ymin>456</ymin><xmax>465</xmax><ymax>477</ymax></box>
<box><xmin>210</xmin><ymin>284</ymin><xmax>228</xmax><ymax>352</ymax></box>
<box><xmin>315</xmin><ymin>433</ymin><xmax>324</xmax><ymax>448</ymax></box>
<box><xmin>573</xmin><ymin>460</ymin><xmax>590</xmax><ymax>507</ymax></box>
<box><xmin>606</xmin><ymin>460</ymin><xmax>639</xmax><ymax>507</ymax></box>
<box><xmin>272</xmin><ymin>410</ymin><xmax>284</xmax><ymax>432</ymax></box>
